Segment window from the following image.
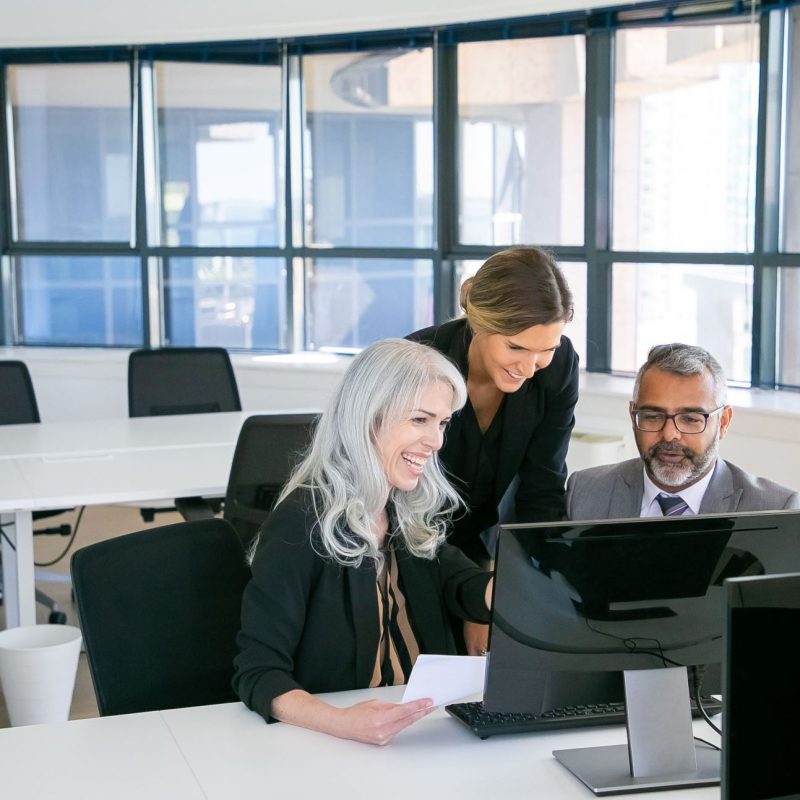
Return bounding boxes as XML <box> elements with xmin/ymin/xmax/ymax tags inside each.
<box><xmin>164</xmin><ymin>257</ymin><xmax>286</xmax><ymax>349</ymax></box>
<box><xmin>783</xmin><ymin>8</ymin><xmax>800</xmax><ymax>253</ymax></box>
<box><xmin>457</xmin><ymin>37</ymin><xmax>585</xmax><ymax>246</ymax></box>
<box><xmin>613</xmin><ymin>24</ymin><xmax>759</xmax><ymax>253</ymax></box>
<box><xmin>154</xmin><ymin>61</ymin><xmax>283</xmax><ymax>247</ymax></box>
<box><xmin>302</xmin><ymin>49</ymin><xmax>434</xmax><ymax>247</ymax></box>
<box><xmin>305</xmin><ymin>258</ymin><xmax>433</xmax><ymax>349</ymax></box>
<box><xmin>16</xmin><ymin>256</ymin><xmax>142</xmax><ymax>346</ymax></box>
<box><xmin>7</xmin><ymin>63</ymin><xmax>133</xmax><ymax>242</ymax></box>
<box><xmin>611</xmin><ymin>263</ymin><xmax>753</xmax><ymax>383</ymax></box>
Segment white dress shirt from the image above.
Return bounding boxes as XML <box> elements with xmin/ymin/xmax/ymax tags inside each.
<box><xmin>639</xmin><ymin>462</ymin><xmax>717</xmax><ymax>517</ymax></box>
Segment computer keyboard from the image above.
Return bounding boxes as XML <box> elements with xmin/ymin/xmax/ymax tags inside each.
<box><xmin>445</xmin><ymin>696</ymin><xmax>723</xmax><ymax>739</ymax></box>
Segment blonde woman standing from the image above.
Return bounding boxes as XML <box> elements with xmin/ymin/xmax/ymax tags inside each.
<box><xmin>408</xmin><ymin>246</ymin><xmax>578</xmax><ymax>652</ymax></box>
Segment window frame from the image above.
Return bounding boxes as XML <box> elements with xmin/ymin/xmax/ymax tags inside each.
<box><xmin>0</xmin><ymin>1</ymin><xmax>797</xmax><ymax>388</ymax></box>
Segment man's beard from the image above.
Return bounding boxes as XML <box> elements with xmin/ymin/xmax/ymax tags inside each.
<box><xmin>643</xmin><ymin>437</ymin><xmax>719</xmax><ymax>489</ymax></box>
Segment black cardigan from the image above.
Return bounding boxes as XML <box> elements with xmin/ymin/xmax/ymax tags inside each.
<box><xmin>233</xmin><ymin>489</ymin><xmax>491</xmax><ymax>723</ymax></box>
<box><xmin>408</xmin><ymin>318</ymin><xmax>579</xmax><ymax>560</ymax></box>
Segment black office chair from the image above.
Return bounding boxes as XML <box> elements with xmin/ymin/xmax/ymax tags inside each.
<box><xmin>223</xmin><ymin>413</ymin><xmax>319</xmax><ymax>548</ymax></box>
<box><xmin>0</xmin><ymin>360</ymin><xmax>42</xmax><ymax>426</ymax></box>
<box><xmin>127</xmin><ymin>346</ymin><xmax>242</xmax><ymax>521</ymax></box>
<box><xmin>70</xmin><ymin>517</ymin><xmax>251</xmax><ymax>716</ymax></box>
<box><xmin>128</xmin><ymin>346</ymin><xmax>242</xmax><ymax>418</ymax></box>
<box><xmin>0</xmin><ymin>360</ymin><xmax>72</xmax><ymax>624</ymax></box>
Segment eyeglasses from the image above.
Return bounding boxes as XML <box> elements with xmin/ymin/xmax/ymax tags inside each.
<box><xmin>633</xmin><ymin>406</ymin><xmax>726</xmax><ymax>434</ymax></box>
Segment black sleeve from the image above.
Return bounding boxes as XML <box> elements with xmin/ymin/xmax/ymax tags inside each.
<box><xmin>232</xmin><ymin>491</ymin><xmax>320</xmax><ymax>723</ymax></box>
<box><xmin>437</xmin><ymin>543</ymin><xmax>492</xmax><ymax>624</ymax></box>
<box><xmin>515</xmin><ymin>338</ymin><xmax>580</xmax><ymax>523</ymax></box>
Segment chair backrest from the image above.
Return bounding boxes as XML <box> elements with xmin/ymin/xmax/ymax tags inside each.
<box><xmin>128</xmin><ymin>346</ymin><xmax>242</xmax><ymax>417</ymax></box>
<box><xmin>224</xmin><ymin>413</ymin><xmax>319</xmax><ymax>548</ymax></box>
<box><xmin>0</xmin><ymin>360</ymin><xmax>41</xmax><ymax>425</ymax></box>
<box><xmin>71</xmin><ymin>518</ymin><xmax>251</xmax><ymax>716</ymax></box>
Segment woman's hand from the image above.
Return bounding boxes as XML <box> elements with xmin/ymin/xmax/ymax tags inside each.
<box><xmin>332</xmin><ymin>698</ymin><xmax>436</xmax><ymax>745</ymax></box>
<box><xmin>271</xmin><ymin>690</ymin><xmax>435</xmax><ymax>745</ymax></box>
<box><xmin>463</xmin><ymin>620</ymin><xmax>489</xmax><ymax>656</ymax></box>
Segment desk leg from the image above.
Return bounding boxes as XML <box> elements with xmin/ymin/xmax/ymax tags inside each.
<box><xmin>1</xmin><ymin>510</ymin><xmax>36</xmax><ymax>629</ymax></box>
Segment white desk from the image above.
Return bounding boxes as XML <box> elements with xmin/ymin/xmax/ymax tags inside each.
<box><xmin>0</xmin><ymin>410</ymin><xmax>318</xmax><ymax>628</ymax></box>
<box><xmin>0</xmin><ymin>710</ymin><xmax>206</xmax><ymax>799</ymax></box>
<box><xmin>0</xmin><ymin>411</ymin><xmax>253</xmax><ymax>460</ymax></box>
<box><xmin>0</xmin><ymin>687</ymin><xmax>722</xmax><ymax>800</ymax></box>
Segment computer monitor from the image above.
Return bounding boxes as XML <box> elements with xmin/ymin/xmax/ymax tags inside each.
<box><xmin>722</xmin><ymin>572</ymin><xmax>800</xmax><ymax>800</ymax></box>
<box><xmin>487</xmin><ymin>510</ymin><xmax>800</xmax><ymax>796</ymax></box>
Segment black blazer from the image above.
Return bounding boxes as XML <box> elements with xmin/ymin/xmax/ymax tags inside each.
<box><xmin>233</xmin><ymin>489</ymin><xmax>491</xmax><ymax>722</ymax></box>
<box><xmin>408</xmin><ymin>318</ymin><xmax>579</xmax><ymax>559</ymax></box>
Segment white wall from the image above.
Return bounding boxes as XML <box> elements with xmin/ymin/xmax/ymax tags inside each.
<box><xmin>0</xmin><ymin>0</ymin><xmax>617</xmax><ymax>48</ymax></box>
<box><xmin>5</xmin><ymin>346</ymin><xmax>800</xmax><ymax>490</ymax></box>
<box><xmin>0</xmin><ymin>347</ymin><xmax>347</xmax><ymax>420</ymax></box>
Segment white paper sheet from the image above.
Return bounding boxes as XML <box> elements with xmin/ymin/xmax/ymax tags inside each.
<box><xmin>401</xmin><ymin>654</ymin><xmax>487</xmax><ymax>706</ymax></box>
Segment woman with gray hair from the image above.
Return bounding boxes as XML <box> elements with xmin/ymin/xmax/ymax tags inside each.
<box><xmin>233</xmin><ymin>338</ymin><xmax>493</xmax><ymax>744</ymax></box>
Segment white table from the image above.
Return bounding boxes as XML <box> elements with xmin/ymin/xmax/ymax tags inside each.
<box><xmin>0</xmin><ymin>686</ymin><xmax>723</xmax><ymax>799</ymax></box>
<box><xmin>0</xmin><ymin>710</ymin><xmax>206</xmax><ymax>799</ymax></box>
<box><xmin>0</xmin><ymin>410</ymin><xmax>317</xmax><ymax>628</ymax></box>
<box><xmin>0</xmin><ymin>412</ymin><xmax>252</xmax><ymax>460</ymax></box>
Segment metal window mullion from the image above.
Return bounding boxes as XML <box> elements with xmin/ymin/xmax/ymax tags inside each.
<box><xmin>3</xmin><ymin>65</ymin><xmax>19</xmax><ymax>244</ymax></box>
<box><xmin>2</xmin><ymin>63</ymin><xmax>23</xmax><ymax>345</ymax></box>
<box><xmin>286</xmin><ymin>48</ymin><xmax>304</xmax><ymax>351</ymax></box>
<box><xmin>0</xmin><ymin>65</ymin><xmax>9</xmax><ymax>254</ymax></box>
<box><xmin>434</xmin><ymin>31</ymin><xmax>458</xmax><ymax>323</ymax></box>
<box><xmin>131</xmin><ymin>52</ymin><xmax>152</xmax><ymax>348</ymax></box>
<box><xmin>608</xmin><ymin>251</ymin><xmax>753</xmax><ymax>265</ymax></box>
<box><xmin>751</xmin><ymin>11</ymin><xmax>785</xmax><ymax>388</ymax></box>
<box><xmin>584</xmin><ymin>30</ymin><xmax>614</xmax><ymax>373</ymax></box>
<box><xmin>140</xmin><ymin>59</ymin><xmax>161</xmax><ymax>248</ymax></box>
<box><xmin>0</xmin><ymin>65</ymin><xmax>10</xmax><ymax>343</ymax></box>
<box><xmin>5</xmin><ymin>241</ymin><xmax>135</xmax><ymax>255</ymax></box>
<box><xmin>146</xmin><ymin>255</ymin><xmax>163</xmax><ymax>347</ymax></box>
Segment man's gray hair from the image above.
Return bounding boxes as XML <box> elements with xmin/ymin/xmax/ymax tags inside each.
<box><xmin>633</xmin><ymin>343</ymin><xmax>728</xmax><ymax>405</ymax></box>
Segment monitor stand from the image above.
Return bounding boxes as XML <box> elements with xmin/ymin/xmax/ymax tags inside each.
<box><xmin>553</xmin><ymin>666</ymin><xmax>720</xmax><ymax>796</ymax></box>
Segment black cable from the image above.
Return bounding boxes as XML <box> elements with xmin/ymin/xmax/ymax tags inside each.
<box><xmin>0</xmin><ymin>526</ymin><xmax>15</xmax><ymax>550</ymax></box>
<box><xmin>34</xmin><ymin>506</ymin><xmax>85</xmax><ymax>567</ymax></box>
<box><xmin>691</xmin><ymin>665</ymin><xmax>722</xmax><ymax>736</ymax></box>
<box><xmin>694</xmin><ymin>736</ymin><xmax>721</xmax><ymax>752</ymax></box>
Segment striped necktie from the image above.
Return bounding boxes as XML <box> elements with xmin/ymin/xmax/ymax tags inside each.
<box><xmin>656</xmin><ymin>493</ymin><xmax>689</xmax><ymax>516</ymax></box>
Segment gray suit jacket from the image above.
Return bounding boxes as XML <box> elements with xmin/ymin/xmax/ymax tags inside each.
<box><xmin>566</xmin><ymin>458</ymin><xmax>800</xmax><ymax>521</ymax></box>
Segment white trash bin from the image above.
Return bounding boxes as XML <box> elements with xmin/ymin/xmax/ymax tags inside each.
<box><xmin>0</xmin><ymin>624</ymin><xmax>82</xmax><ymax>727</ymax></box>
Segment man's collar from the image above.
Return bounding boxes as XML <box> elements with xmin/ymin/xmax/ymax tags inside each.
<box><xmin>641</xmin><ymin>461</ymin><xmax>718</xmax><ymax>514</ymax></box>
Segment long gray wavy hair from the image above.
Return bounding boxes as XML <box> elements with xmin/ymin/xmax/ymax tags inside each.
<box><xmin>277</xmin><ymin>338</ymin><xmax>467</xmax><ymax>568</ymax></box>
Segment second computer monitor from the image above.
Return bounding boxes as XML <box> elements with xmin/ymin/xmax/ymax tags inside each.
<box><xmin>722</xmin><ymin>571</ymin><xmax>800</xmax><ymax>800</ymax></box>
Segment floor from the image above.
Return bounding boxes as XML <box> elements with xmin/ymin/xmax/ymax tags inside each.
<box><xmin>0</xmin><ymin>503</ymin><xmax>184</xmax><ymax>728</ymax></box>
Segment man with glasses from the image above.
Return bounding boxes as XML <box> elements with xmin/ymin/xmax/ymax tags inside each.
<box><xmin>566</xmin><ymin>343</ymin><xmax>799</xmax><ymax>520</ymax></box>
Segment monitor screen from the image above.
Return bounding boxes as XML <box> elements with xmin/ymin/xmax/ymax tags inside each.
<box><xmin>723</xmin><ymin>572</ymin><xmax>800</xmax><ymax>800</ymax></box>
<box><xmin>487</xmin><ymin>510</ymin><xmax>800</xmax><ymax>795</ymax></box>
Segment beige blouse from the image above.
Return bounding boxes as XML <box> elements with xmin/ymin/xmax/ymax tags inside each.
<box><xmin>369</xmin><ymin>546</ymin><xmax>421</xmax><ymax>687</ymax></box>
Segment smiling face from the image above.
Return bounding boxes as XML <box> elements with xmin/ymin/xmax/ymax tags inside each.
<box><xmin>469</xmin><ymin>321</ymin><xmax>565</xmax><ymax>393</ymax></box>
<box><xmin>375</xmin><ymin>381</ymin><xmax>454</xmax><ymax>492</ymax></box>
<box><xmin>631</xmin><ymin>367</ymin><xmax>733</xmax><ymax>492</ymax></box>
